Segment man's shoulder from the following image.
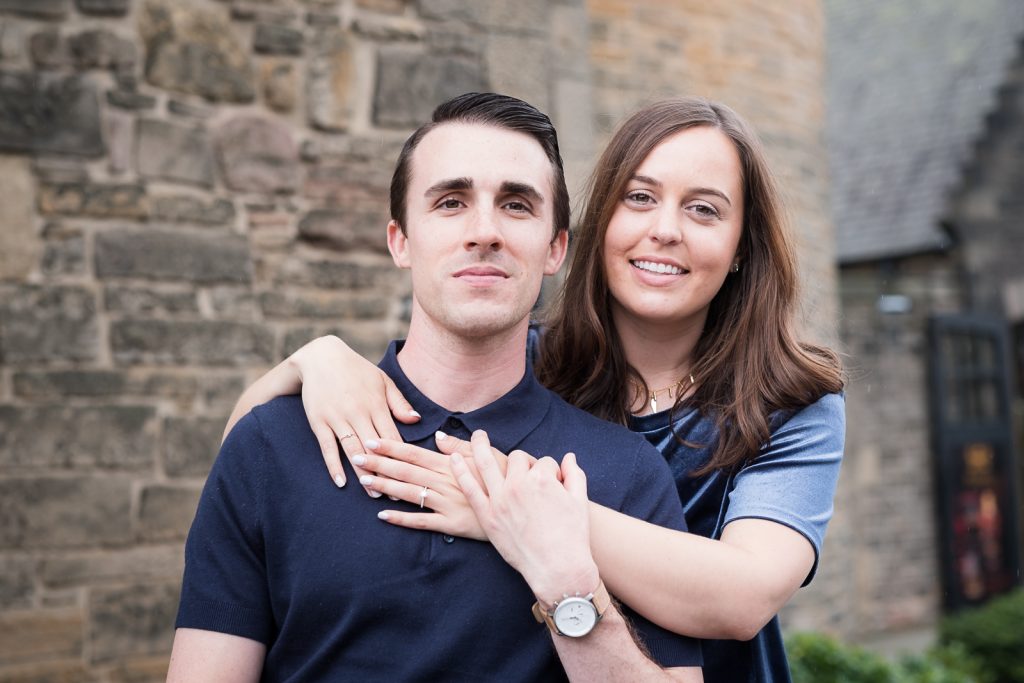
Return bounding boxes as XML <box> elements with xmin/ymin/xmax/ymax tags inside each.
<box><xmin>539</xmin><ymin>388</ymin><xmax>659</xmax><ymax>462</ymax></box>
<box><xmin>226</xmin><ymin>394</ymin><xmax>313</xmax><ymax>456</ymax></box>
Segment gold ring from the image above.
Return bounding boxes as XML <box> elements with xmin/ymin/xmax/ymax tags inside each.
<box><xmin>339</xmin><ymin>433</ymin><xmax>356</xmax><ymax>441</ymax></box>
<box><xmin>419</xmin><ymin>486</ymin><xmax>429</xmax><ymax>509</ymax></box>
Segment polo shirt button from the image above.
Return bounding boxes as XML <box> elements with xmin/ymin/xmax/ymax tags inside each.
<box><xmin>444</xmin><ymin>417</ymin><xmax>461</xmax><ymax>430</ymax></box>
<box><xmin>443</xmin><ymin>534</ymin><xmax>455</xmax><ymax>544</ymax></box>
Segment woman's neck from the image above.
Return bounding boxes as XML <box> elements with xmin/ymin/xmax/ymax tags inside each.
<box><xmin>613</xmin><ymin>310</ymin><xmax>705</xmax><ymax>413</ymax></box>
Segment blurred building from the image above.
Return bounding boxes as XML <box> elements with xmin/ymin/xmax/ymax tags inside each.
<box><xmin>0</xmin><ymin>1</ymin><xmax>837</xmax><ymax>680</ymax></box>
<box><xmin>827</xmin><ymin>0</ymin><xmax>1024</xmax><ymax>644</ymax></box>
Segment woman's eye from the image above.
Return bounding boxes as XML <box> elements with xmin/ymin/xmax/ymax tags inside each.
<box><xmin>626</xmin><ymin>191</ymin><xmax>654</xmax><ymax>205</ymax></box>
<box><xmin>690</xmin><ymin>202</ymin><xmax>720</xmax><ymax>219</ymax></box>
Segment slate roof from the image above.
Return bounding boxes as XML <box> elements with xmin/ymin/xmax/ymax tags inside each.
<box><xmin>826</xmin><ymin>0</ymin><xmax>1024</xmax><ymax>264</ymax></box>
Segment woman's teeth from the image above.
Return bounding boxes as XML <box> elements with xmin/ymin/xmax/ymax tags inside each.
<box><xmin>632</xmin><ymin>260</ymin><xmax>683</xmax><ymax>275</ymax></box>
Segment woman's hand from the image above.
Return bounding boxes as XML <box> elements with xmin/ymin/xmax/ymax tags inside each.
<box><xmin>355</xmin><ymin>435</ymin><xmax>488</xmax><ymax>540</ymax></box>
<box><xmin>288</xmin><ymin>335</ymin><xmax>420</xmax><ymax>496</ymax></box>
<box><xmin>450</xmin><ymin>431</ymin><xmax>598</xmax><ymax>602</ymax></box>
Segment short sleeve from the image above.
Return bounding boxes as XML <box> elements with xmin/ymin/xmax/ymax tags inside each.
<box><xmin>175</xmin><ymin>411</ymin><xmax>275</xmax><ymax>643</ymax></box>
<box><xmin>722</xmin><ymin>393</ymin><xmax>846</xmax><ymax>584</ymax></box>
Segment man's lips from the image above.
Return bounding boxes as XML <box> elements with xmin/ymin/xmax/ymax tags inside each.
<box><xmin>453</xmin><ymin>266</ymin><xmax>509</xmax><ymax>278</ymax></box>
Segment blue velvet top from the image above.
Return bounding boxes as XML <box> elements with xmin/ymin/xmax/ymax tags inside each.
<box><xmin>176</xmin><ymin>341</ymin><xmax>702</xmax><ymax>681</ymax></box>
<box><xmin>629</xmin><ymin>393</ymin><xmax>846</xmax><ymax>683</ymax></box>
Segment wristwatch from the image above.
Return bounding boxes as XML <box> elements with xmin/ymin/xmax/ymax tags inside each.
<box><xmin>532</xmin><ymin>580</ymin><xmax>611</xmax><ymax>638</ymax></box>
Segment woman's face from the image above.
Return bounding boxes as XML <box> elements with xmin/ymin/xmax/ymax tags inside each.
<box><xmin>602</xmin><ymin>126</ymin><xmax>744</xmax><ymax>333</ymax></box>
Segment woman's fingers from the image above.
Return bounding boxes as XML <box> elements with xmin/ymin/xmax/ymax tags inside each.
<box><xmin>436</xmin><ymin>432</ymin><xmax>511</xmax><ymax>476</ymax></box>
<box><xmin>358</xmin><ymin>474</ymin><xmax>434</xmax><ymax>507</ymax></box>
<box><xmin>384</xmin><ymin>376</ymin><xmax>422</xmax><ymax>425</ymax></box>
<box><xmin>311</xmin><ymin>423</ymin><xmax>346</xmax><ymax>488</ymax></box>
<box><xmin>329</xmin><ymin>417</ymin><xmax>381</xmax><ymax>498</ymax></box>
<box><xmin>352</xmin><ymin>452</ymin><xmax>445</xmax><ymax>490</ymax></box>
<box><xmin>450</xmin><ymin>452</ymin><xmax>491</xmax><ymax>516</ymax></box>
<box><xmin>365</xmin><ymin>438</ymin><xmax>450</xmax><ymax>473</ymax></box>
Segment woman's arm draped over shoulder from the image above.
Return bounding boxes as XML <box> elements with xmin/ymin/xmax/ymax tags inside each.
<box><xmin>222</xmin><ymin>335</ymin><xmax>419</xmax><ymax>494</ymax></box>
<box><xmin>590</xmin><ymin>394</ymin><xmax>845</xmax><ymax>639</ymax></box>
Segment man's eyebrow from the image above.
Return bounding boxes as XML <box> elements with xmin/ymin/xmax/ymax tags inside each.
<box><xmin>630</xmin><ymin>174</ymin><xmax>732</xmax><ymax>207</ymax></box>
<box><xmin>500</xmin><ymin>181</ymin><xmax>544</xmax><ymax>204</ymax></box>
<box><xmin>424</xmin><ymin>177</ymin><xmax>473</xmax><ymax>197</ymax></box>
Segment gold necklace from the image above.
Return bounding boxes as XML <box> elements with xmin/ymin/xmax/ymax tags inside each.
<box><xmin>638</xmin><ymin>374</ymin><xmax>695</xmax><ymax>413</ymax></box>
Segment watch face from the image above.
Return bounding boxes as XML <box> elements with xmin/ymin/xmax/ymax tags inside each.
<box><xmin>553</xmin><ymin>597</ymin><xmax>598</xmax><ymax>637</ymax></box>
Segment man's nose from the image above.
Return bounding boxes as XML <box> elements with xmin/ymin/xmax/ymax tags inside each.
<box><xmin>465</xmin><ymin>206</ymin><xmax>504</xmax><ymax>250</ymax></box>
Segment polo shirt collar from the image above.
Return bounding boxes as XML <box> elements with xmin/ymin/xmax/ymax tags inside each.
<box><xmin>377</xmin><ymin>340</ymin><xmax>552</xmax><ymax>453</ymax></box>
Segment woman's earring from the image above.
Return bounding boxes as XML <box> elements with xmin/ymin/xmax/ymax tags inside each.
<box><xmin>730</xmin><ymin>262</ymin><xmax>740</xmax><ymax>273</ymax></box>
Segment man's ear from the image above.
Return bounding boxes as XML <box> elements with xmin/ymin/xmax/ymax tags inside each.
<box><xmin>544</xmin><ymin>229</ymin><xmax>569</xmax><ymax>275</ymax></box>
<box><xmin>387</xmin><ymin>220</ymin><xmax>411</xmax><ymax>269</ymax></box>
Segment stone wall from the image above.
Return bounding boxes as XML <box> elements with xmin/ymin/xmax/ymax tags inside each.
<box><xmin>0</xmin><ymin>1</ymin><xmax>836</xmax><ymax>679</ymax></box>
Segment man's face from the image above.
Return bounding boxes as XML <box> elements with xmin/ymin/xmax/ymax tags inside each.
<box><xmin>388</xmin><ymin>122</ymin><xmax>568</xmax><ymax>339</ymax></box>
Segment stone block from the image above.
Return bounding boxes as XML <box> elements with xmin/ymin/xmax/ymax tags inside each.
<box><xmin>373</xmin><ymin>48</ymin><xmax>486</xmax><ymax>128</ymax></box>
<box><xmin>416</xmin><ymin>0</ymin><xmax>486</xmax><ymax>24</ymax></box>
<box><xmin>486</xmin><ymin>33</ymin><xmax>549</xmax><ymax>113</ymax></box>
<box><xmin>137</xmin><ymin>485</ymin><xmax>202</xmax><ymax>541</ymax></box>
<box><xmin>356</xmin><ymin>0</ymin><xmax>406</xmax><ymax>13</ymax></box>
<box><xmin>261</xmin><ymin>59</ymin><xmax>297</xmax><ymax>113</ymax></box>
<box><xmin>0</xmin><ymin>0</ymin><xmax>68</xmax><ymax>18</ymax></box>
<box><xmin>167</xmin><ymin>98</ymin><xmax>213</xmax><ymax>119</ymax></box>
<box><xmin>163</xmin><ymin>417</ymin><xmax>223</xmax><ymax>477</ymax></box>
<box><xmin>215</xmin><ymin>115</ymin><xmax>300</xmax><ymax>193</ymax></box>
<box><xmin>0</xmin><ymin>662</ymin><xmax>99</xmax><ymax>683</ymax></box>
<box><xmin>260</xmin><ymin>290</ymin><xmax>389</xmax><ymax>319</ymax></box>
<box><xmin>95</xmin><ymin>229</ymin><xmax>251</xmax><ymax>283</ymax></box>
<box><xmin>0</xmin><ymin>609</ymin><xmax>82</xmax><ymax>665</ymax></box>
<box><xmin>106</xmin><ymin>109</ymin><xmax>133</xmax><ymax>175</ymax></box>
<box><xmin>107</xmin><ymin>88</ymin><xmax>157</xmax><ymax>110</ymax></box>
<box><xmin>0</xmin><ymin>476</ymin><xmax>132</xmax><ymax>549</ymax></box>
<box><xmin>13</xmin><ymin>369</ymin><xmax>199</xmax><ymax>400</ymax></box>
<box><xmin>40</xmin><ymin>232</ymin><xmax>86</xmax><ymax>277</ymax></box>
<box><xmin>254</xmin><ymin>23</ymin><xmax>303</xmax><ymax>55</ymax></box>
<box><xmin>0</xmin><ymin>556</ymin><xmax>35</xmax><ymax>609</ymax></box>
<box><xmin>107</xmin><ymin>656</ymin><xmax>174</xmax><ymax>683</ymax></box>
<box><xmin>303</xmin><ymin>162</ymin><xmax>391</xmax><ymax>203</ymax></box>
<box><xmin>307</xmin><ymin>27</ymin><xmax>355</xmax><ymax>131</ymax></box>
<box><xmin>139</xmin><ymin>0</ymin><xmax>255</xmax><ymax>103</ymax></box>
<box><xmin>206</xmin><ymin>286</ymin><xmax>258</xmax><ymax>317</ymax></box>
<box><xmin>136</xmin><ymin>118</ymin><xmax>215</xmax><ymax>187</ymax></box>
<box><xmin>0</xmin><ymin>285</ymin><xmax>98</xmax><ymax>363</ymax></box>
<box><xmin>0</xmin><ymin>157</ymin><xmax>40</xmax><ymax>281</ymax></box>
<box><xmin>151</xmin><ymin>195</ymin><xmax>235</xmax><ymax>226</ymax></box>
<box><xmin>110</xmin><ymin>319</ymin><xmax>275</xmax><ymax>365</ymax></box>
<box><xmin>0</xmin><ymin>405</ymin><xmax>156</xmax><ymax>471</ymax></box>
<box><xmin>352</xmin><ymin>14</ymin><xmax>425</xmax><ymax>41</ymax></box>
<box><xmin>40</xmin><ymin>546</ymin><xmax>183</xmax><ymax>589</ymax></box>
<box><xmin>199</xmin><ymin>374</ymin><xmax>247</xmax><ymax>407</ymax></box>
<box><xmin>38</xmin><ymin>182</ymin><xmax>148</xmax><ymax>219</ymax></box>
<box><xmin>0</xmin><ymin>71</ymin><xmax>103</xmax><ymax>156</ymax></box>
<box><xmin>297</xmin><ymin>208</ymin><xmax>389</xmax><ymax>253</ymax></box>
<box><xmin>104</xmin><ymin>285</ymin><xmax>199</xmax><ymax>316</ymax></box>
<box><xmin>68</xmin><ymin>29</ymin><xmax>136</xmax><ymax>71</ymax></box>
<box><xmin>76</xmin><ymin>0</ymin><xmax>129</xmax><ymax>15</ymax></box>
<box><xmin>271</xmin><ymin>254</ymin><xmax>395</xmax><ymax>290</ymax></box>
<box><xmin>88</xmin><ymin>582</ymin><xmax>179</xmax><ymax>663</ymax></box>
<box><xmin>283</xmin><ymin>323</ymin><xmax>390</xmax><ymax>360</ymax></box>
<box><xmin>29</xmin><ymin>28</ymin><xmax>66</xmax><ymax>68</ymax></box>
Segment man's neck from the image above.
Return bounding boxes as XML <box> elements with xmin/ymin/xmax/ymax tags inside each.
<box><xmin>397</xmin><ymin>316</ymin><xmax>530</xmax><ymax>413</ymax></box>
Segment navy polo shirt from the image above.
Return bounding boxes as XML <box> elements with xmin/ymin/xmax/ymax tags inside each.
<box><xmin>176</xmin><ymin>341</ymin><xmax>701</xmax><ymax>681</ymax></box>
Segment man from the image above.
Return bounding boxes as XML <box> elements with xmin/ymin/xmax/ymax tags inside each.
<box><xmin>167</xmin><ymin>93</ymin><xmax>702</xmax><ymax>681</ymax></box>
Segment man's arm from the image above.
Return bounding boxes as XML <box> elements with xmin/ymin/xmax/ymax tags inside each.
<box><xmin>452</xmin><ymin>433</ymin><xmax>701</xmax><ymax>681</ymax></box>
<box><xmin>166</xmin><ymin>629</ymin><xmax>265</xmax><ymax>683</ymax></box>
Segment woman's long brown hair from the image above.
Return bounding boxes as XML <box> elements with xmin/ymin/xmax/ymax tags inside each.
<box><xmin>535</xmin><ymin>97</ymin><xmax>844</xmax><ymax>474</ymax></box>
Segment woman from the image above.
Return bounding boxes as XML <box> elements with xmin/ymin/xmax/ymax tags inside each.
<box><xmin>225</xmin><ymin>97</ymin><xmax>845</xmax><ymax>682</ymax></box>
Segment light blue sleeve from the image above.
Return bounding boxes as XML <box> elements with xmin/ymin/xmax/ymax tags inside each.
<box><xmin>722</xmin><ymin>392</ymin><xmax>846</xmax><ymax>584</ymax></box>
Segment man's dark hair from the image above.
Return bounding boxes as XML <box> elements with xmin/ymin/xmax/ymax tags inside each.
<box><xmin>389</xmin><ymin>92</ymin><xmax>570</xmax><ymax>238</ymax></box>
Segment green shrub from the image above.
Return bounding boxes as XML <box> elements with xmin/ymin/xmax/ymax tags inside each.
<box><xmin>940</xmin><ymin>588</ymin><xmax>1024</xmax><ymax>683</ymax></box>
<box><xmin>786</xmin><ymin>633</ymin><xmax>986</xmax><ymax>683</ymax></box>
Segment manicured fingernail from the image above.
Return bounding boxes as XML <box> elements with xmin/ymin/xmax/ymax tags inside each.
<box><xmin>364</xmin><ymin>439</ymin><xmax>380</xmax><ymax>450</ymax></box>
<box><xmin>352</xmin><ymin>455</ymin><xmax>367</xmax><ymax>466</ymax></box>
<box><xmin>389</xmin><ymin>496</ymin><xmax>399</xmax><ymax>501</ymax></box>
<box><xmin>334</xmin><ymin>474</ymin><xmax>345</xmax><ymax>488</ymax></box>
<box><xmin>410</xmin><ymin>410</ymin><xmax>421</xmax><ymax>418</ymax></box>
<box><xmin>368</xmin><ymin>489</ymin><xmax>382</xmax><ymax>498</ymax></box>
<box><xmin>359</xmin><ymin>475</ymin><xmax>373</xmax><ymax>486</ymax></box>
<box><xmin>377</xmin><ymin>511</ymin><xmax>390</xmax><ymax>520</ymax></box>
<box><xmin>435</xmin><ymin>431</ymin><xmax>447</xmax><ymax>441</ymax></box>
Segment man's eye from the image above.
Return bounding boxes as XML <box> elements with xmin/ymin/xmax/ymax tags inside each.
<box><xmin>440</xmin><ymin>198</ymin><xmax>463</xmax><ymax>209</ymax></box>
<box><xmin>505</xmin><ymin>201</ymin><xmax>529</xmax><ymax>213</ymax></box>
